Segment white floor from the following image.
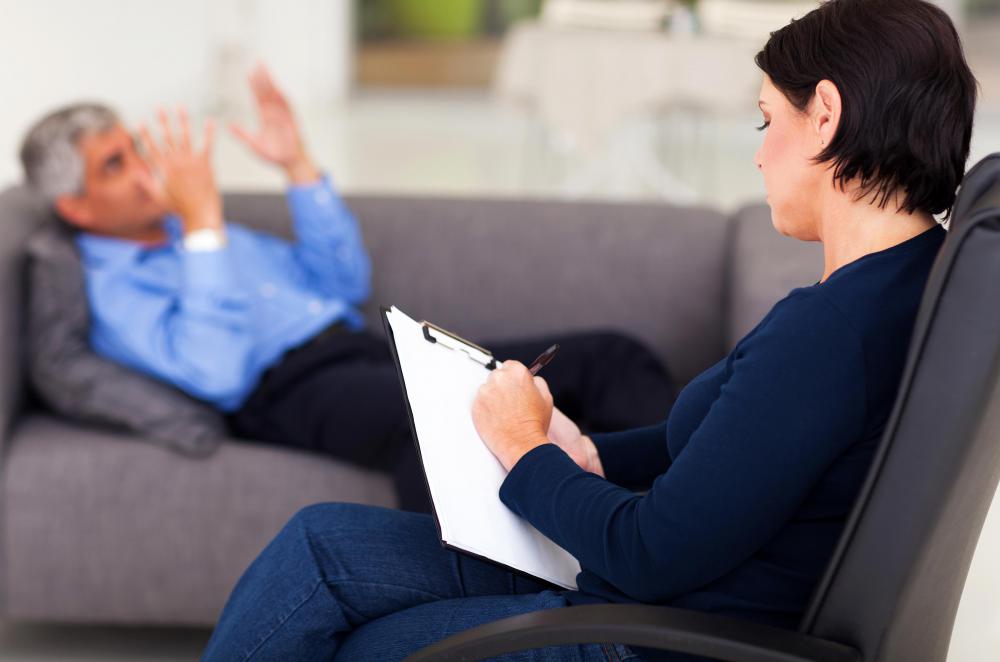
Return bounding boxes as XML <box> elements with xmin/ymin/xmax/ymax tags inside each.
<box><xmin>3</xmin><ymin>22</ymin><xmax>1000</xmax><ymax>662</ymax></box>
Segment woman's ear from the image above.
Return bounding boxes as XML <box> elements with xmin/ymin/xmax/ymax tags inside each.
<box><xmin>54</xmin><ymin>194</ymin><xmax>94</xmax><ymax>229</ymax></box>
<box><xmin>813</xmin><ymin>79</ymin><xmax>842</xmax><ymax>149</ymax></box>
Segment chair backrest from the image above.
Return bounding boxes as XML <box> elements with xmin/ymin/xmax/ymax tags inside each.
<box><xmin>800</xmin><ymin>153</ymin><xmax>1000</xmax><ymax>661</ymax></box>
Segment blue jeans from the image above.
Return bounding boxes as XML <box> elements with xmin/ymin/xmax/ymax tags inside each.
<box><xmin>202</xmin><ymin>503</ymin><xmax>641</xmax><ymax>662</ymax></box>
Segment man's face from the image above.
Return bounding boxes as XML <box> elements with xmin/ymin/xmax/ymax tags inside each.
<box><xmin>55</xmin><ymin>124</ymin><xmax>169</xmax><ymax>236</ymax></box>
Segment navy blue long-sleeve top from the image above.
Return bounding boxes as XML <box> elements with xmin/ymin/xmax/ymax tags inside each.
<box><xmin>499</xmin><ymin>224</ymin><xmax>946</xmax><ymax>648</ymax></box>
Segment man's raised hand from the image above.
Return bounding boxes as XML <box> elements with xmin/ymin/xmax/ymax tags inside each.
<box><xmin>228</xmin><ymin>63</ymin><xmax>319</xmax><ymax>184</ymax></box>
<box><xmin>138</xmin><ymin>107</ymin><xmax>222</xmax><ymax>234</ymax></box>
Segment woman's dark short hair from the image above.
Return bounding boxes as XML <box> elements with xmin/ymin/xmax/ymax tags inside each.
<box><xmin>755</xmin><ymin>0</ymin><xmax>978</xmax><ymax>218</ymax></box>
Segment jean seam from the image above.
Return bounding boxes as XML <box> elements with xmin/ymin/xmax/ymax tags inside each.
<box><xmin>331</xmin><ymin>578</ymin><xmax>451</xmax><ymax>604</ymax></box>
<box><xmin>327</xmin><ymin>578</ymin><xmax>451</xmax><ymax>624</ymax></box>
<box><xmin>620</xmin><ymin>645</ymin><xmax>641</xmax><ymax>661</ymax></box>
<box><xmin>601</xmin><ymin>642</ymin><xmax>641</xmax><ymax>661</ymax></box>
<box><xmin>240</xmin><ymin>579</ymin><xmax>325</xmax><ymax>662</ymax></box>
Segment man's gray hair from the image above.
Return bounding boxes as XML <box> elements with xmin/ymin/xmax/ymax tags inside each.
<box><xmin>19</xmin><ymin>103</ymin><xmax>120</xmax><ymax>202</ymax></box>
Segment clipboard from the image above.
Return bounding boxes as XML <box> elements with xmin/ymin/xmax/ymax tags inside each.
<box><xmin>381</xmin><ymin>305</ymin><xmax>581</xmax><ymax>590</ymax></box>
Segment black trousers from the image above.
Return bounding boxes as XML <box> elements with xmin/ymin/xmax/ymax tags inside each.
<box><xmin>229</xmin><ymin>327</ymin><xmax>676</xmax><ymax>513</ymax></box>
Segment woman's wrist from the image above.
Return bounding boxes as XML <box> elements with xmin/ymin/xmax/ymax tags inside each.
<box><xmin>502</xmin><ymin>435</ymin><xmax>550</xmax><ymax>472</ymax></box>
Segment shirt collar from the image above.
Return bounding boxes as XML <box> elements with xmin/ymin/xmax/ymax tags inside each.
<box><xmin>75</xmin><ymin>215</ymin><xmax>183</xmax><ymax>267</ymax></box>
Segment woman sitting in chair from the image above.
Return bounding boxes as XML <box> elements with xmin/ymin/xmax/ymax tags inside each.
<box><xmin>202</xmin><ymin>0</ymin><xmax>977</xmax><ymax>660</ymax></box>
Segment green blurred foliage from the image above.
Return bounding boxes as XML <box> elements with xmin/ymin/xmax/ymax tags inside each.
<box><xmin>360</xmin><ymin>0</ymin><xmax>543</xmax><ymax>41</ymax></box>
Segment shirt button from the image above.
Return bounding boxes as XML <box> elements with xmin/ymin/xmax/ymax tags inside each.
<box><xmin>308</xmin><ymin>300</ymin><xmax>324</xmax><ymax>315</ymax></box>
<box><xmin>315</xmin><ymin>190</ymin><xmax>332</xmax><ymax>205</ymax></box>
<box><xmin>258</xmin><ymin>282</ymin><xmax>277</xmax><ymax>298</ymax></box>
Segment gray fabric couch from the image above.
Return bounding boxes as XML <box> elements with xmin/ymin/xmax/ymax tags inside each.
<box><xmin>0</xmin><ymin>185</ymin><xmax>822</xmax><ymax>626</ymax></box>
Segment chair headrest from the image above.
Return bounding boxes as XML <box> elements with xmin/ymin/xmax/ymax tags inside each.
<box><xmin>950</xmin><ymin>152</ymin><xmax>1000</xmax><ymax>229</ymax></box>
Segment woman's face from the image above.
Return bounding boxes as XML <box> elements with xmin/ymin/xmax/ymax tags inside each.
<box><xmin>754</xmin><ymin>76</ymin><xmax>830</xmax><ymax>241</ymax></box>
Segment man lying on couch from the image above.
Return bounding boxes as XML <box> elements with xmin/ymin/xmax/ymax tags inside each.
<box><xmin>18</xmin><ymin>65</ymin><xmax>675</xmax><ymax>512</ymax></box>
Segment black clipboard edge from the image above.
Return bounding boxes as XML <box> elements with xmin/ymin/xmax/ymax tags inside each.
<box><xmin>380</xmin><ymin>305</ymin><xmax>569</xmax><ymax>592</ymax></box>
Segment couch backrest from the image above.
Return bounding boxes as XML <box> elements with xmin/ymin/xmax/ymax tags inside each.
<box><xmin>223</xmin><ymin>192</ymin><xmax>734</xmax><ymax>388</ymax></box>
<box><xmin>0</xmin><ymin>185</ymin><xmax>830</xmax><ymax>452</ymax></box>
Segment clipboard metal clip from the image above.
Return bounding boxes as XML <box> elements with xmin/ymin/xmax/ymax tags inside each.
<box><xmin>421</xmin><ymin>321</ymin><xmax>497</xmax><ymax>370</ymax></box>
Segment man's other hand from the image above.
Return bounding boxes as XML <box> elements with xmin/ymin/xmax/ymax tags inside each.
<box><xmin>229</xmin><ymin>63</ymin><xmax>320</xmax><ymax>185</ymax></box>
<box><xmin>139</xmin><ymin>107</ymin><xmax>222</xmax><ymax>234</ymax></box>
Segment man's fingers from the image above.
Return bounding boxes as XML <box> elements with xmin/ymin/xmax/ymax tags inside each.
<box><xmin>135</xmin><ymin>163</ymin><xmax>166</xmax><ymax>204</ymax></box>
<box><xmin>248</xmin><ymin>65</ymin><xmax>268</xmax><ymax>102</ymax></box>
<box><xmin>249</xmin><ymin>63</ymin><xmax>283</xmax><ymax>106</ymax></box>
<box><xmin>257</xmin><ymin>63</ymin><xmax>274</xmax><ymax>88</ymax></box>
<box><xmin>137</xmin><ymin>124</ymin><xmax>163</xmax><ymax>168</ymax></box>
<box><xmin>257</xmin><ymin>63</ymin><xmax>284</xmax><ymax>101</ymax></box>
<box><xmin>201</xmin><ymin>118</ymin><xmax>216</xmax><ymax>155</ymax></box>
<box><xmin>157</xmin><ymin>107</ymin><xmax>177</xmax><ymax>152</ymax></box>
<box><xmin>228</xmin><ymin>122</ymin><xmax>259</xmax><ymax>150</ymax></box>
<box><xmin>177</xmin><ymin>106</ymin><xmax>192</xmax><ymax>151</ymax></box>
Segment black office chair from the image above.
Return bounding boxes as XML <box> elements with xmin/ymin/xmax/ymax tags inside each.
<box><xmin>407</xmin><ymin>152</ymin><xmax>1000</xmax><ymax>662</ymax></box>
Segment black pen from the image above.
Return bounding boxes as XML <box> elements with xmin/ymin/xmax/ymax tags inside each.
<box><xmin>527</xmin><ymin>343</ymin><xmax>560</xmax><ymax>376</ymax></box>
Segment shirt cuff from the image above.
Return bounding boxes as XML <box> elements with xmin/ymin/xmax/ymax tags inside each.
<box><xmin>499</xmin><ymin>443</ymin><xmax>584</xmax><ymax>517</ymax></box>
<box><xmin>286</xmin><ymin>173</ymin><xmax>339</xmax><ymax>208</ymax></box>
<box><xmin>182</xmin><ymin>227</ymin><xmax>227</xmax><ymax>253</ymax></box>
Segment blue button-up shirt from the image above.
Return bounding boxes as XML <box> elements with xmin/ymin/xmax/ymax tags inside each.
<box><xmin>76</xmin><ymin>178</ymin><xmax>371</xmax><ymax>412</ymax></box>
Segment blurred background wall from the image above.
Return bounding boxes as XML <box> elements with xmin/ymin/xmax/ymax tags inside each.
<box><xmin>0</xmin><ymin>0</ymin><xmax>996</xmax><ymax>212</ymax></box>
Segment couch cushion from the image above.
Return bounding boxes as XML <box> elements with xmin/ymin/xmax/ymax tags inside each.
<box><xmin>2</xmin><ymin>415</ymin><xmax>395</xmax><ymax>625</ymax></box>
<box><xmin>25</xmin><ymin>225</ymin><xmax>226</xmax><ymax>457</ymax></box>
<box><xmin>726</xmin><ymin>204</ymin><xmax>825</xmax><ymax>351</ymax></box>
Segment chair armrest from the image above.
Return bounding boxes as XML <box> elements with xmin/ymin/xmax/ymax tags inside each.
<box><xmin>405</xmin><ymin>604</ymin><xmax>860</xmax><ymax>662</ymax></box>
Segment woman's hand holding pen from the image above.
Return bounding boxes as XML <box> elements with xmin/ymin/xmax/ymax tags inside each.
<box><xmin>472</xmin><ymin>360</ymin><xmax>606</xmax><ymax>476</ymax></box>
<box><xmin>472</xmin><ymin>361</ymin><xmax>553</xmax><ymax>472</ymax></box>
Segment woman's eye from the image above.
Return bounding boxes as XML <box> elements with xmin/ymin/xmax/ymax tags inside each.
<box><xmin>756</xmin><ymin>120</ymin><xmax>770</xmax><ymax>131</ymax></box>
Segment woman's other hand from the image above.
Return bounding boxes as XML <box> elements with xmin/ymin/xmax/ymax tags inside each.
<box><xmin>472</xmin><ymin>361</ymin><xmax>553</xmax><ymax>471</ymax></box>
<box><xmin>548</xmin><ymin>407</ymin><xmax>605</xmax><ymax>477</ymax></box>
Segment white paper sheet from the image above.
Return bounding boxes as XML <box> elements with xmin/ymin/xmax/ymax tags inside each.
<box><xmin>385</xmin><ymin>306</ymin><xmax>581</xmax><ymax>589</ymax></box>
